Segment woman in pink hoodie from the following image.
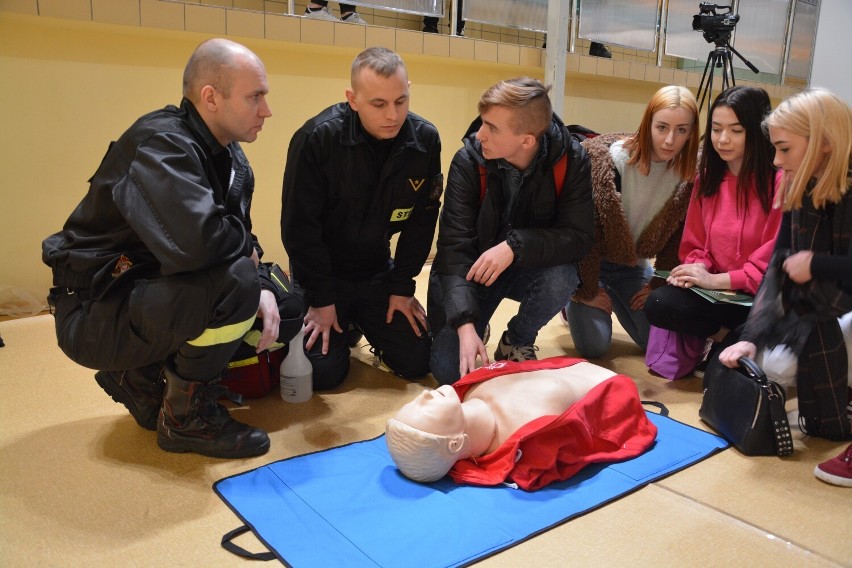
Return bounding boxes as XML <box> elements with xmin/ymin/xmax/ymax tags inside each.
<box><xmin>645</xmin><ymin>86</ymin><xmax>782</xmax><ymax>373</ymax></box>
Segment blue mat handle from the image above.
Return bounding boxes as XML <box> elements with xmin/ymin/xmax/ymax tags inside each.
<box><xmin>641</xmin><ymin>400</ymin><xmax>670</xmax><ymax>417</ymax></box>
<box><xmin>222</xmin><ymin>525</ymin><xmax>276</xmax><ymax>561</ymax></box>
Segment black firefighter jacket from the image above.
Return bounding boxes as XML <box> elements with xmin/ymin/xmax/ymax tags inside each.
<box><xmin>281</xmin><ymin>103</ymin><xmax>442</xmax><ymax>308</ymax></box>
<box><xmin>42</xmin><ymin>99</ymin><xmax>270</xmax><ymax>300</ymax></box>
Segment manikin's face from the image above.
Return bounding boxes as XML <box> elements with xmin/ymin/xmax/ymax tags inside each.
<box><xmin>710</xmin><ymin>105</ymin><xmax>747</xmax><ymax>175</ymax></box>
<box><xmin>394</xmin><ymin>385</ymin><xmax>464</xmax><ymax>436</ymax></box>
<box><xmin>649</xmin><ymin>106</ymin><xmax>693</xmax><ymax>162</ymax></box>
<box><xmin>346</xmin><ymin>66</ymin><xmax>410</xmax><ymax>140</ymax></box>
<box><xmin>768</xmin><ymin>125</ymin><xmax>812</xmax><ymax>179</ymax></box>
<box><xmin>210</xmin><ymin>55</ymin><xmax>272</xmax><ymax>146</ymax></box>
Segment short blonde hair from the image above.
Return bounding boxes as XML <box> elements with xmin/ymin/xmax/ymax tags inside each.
<box><xmin>623</xmin><ymin>85</ymin><xmax>699</xmax><ymax>179</ymax></box>
<box><xmin>478</xmin><ymin>77</ymin><xmax>553</xmax><ymax>139</ymax></box>
<box><xmin>351</xmin><ymin>46</ymin><xmax>406</xmax><ymax>85</ymax></box>
<box><xmin>764</xmin><ymin>88</ymin><xmax>852</xmax><ymax>210</ymax></box>
<box><xmin>385</xmin><ymin>419</ymin><xmax>471</xmax><ymax>483</ymax></box>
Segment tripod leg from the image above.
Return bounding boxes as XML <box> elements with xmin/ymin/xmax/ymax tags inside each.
<box><xmin>697</xmin><ymin>54</ymin><xmax>714</xmax><ymax>112</ymax></box>
<box><xmin>699</xmin><ymin>52</ymin><xmax>719</xmax><ymax>113</ymax></box>
<box><xmin>727</xmin><ymin>51</ymin><xmax>736</xmax><ymax>87</ymax></box>
<box><xmin>706</xmin><ymin>53</ymin><xmax>715</xmax><ymax>110</ymax></box>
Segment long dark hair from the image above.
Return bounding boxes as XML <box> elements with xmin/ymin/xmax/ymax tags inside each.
<box><xmin>697</xmin><ymin>86</ymin><xmax>775</xmax><ymax>214</ymax></box>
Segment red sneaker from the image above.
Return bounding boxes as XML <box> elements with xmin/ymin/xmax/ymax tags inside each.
<box><xmin>814</xmin><ymin>444</ymin><xmax>852</xmax><ymax>487</ymax></box>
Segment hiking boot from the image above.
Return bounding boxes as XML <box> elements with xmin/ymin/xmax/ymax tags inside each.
<box><xmin>157</xmin><ymin>368</ymin><xmax>269</xmax><ymax>459</ymax></box>
<box><xmin>494</xmin><ymin>331</ymin><xmax>539</xmax><ymax>363</ymax></box>
<box><xmin>814</xmin><ymin>444</ymin><xmax>852</xmax><ymax>487</ymax></box>
<box><xmin>303</xmin><ymin>6</ymin><xmax>338</xmax><ymax>21</ymax></box>
<box><xmin>95</xmin><ymin>365</ymin><xmax>164</xmax><ymax>431</ymax></box>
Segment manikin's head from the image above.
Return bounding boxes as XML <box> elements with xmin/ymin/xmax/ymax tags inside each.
<box><xmin>385</xmin><ymin>385</ymin><xmax>472</xmax><ymax>483</ymax></box>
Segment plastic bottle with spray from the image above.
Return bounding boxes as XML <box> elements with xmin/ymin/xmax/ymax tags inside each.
<box><xmin>280</xmin><ymin>325</ymin><xmax>313</xmax><ymax>403</ymax></box>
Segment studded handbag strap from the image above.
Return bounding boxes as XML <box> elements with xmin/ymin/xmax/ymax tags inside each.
<box><xmin>741</xmin><ymin>357</ymin><xmax>793</xmax><ymax>457</ymax></box>
<box><xmin>766</xmin><ymin>383</ymin><xmax>793</xmax><ymax>457</ymax></box>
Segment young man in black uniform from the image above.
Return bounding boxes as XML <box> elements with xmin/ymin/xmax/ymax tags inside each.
<box><xmin>281</xmin><ymin>47</ymin><xmax>442</xmax><ymax>390</ymax></box>
<box><xmin>42</xmin><ymin>39</ymin><xmax>302</xmax><ymax>459</ymax></box>
<box><xmin>427</xmin><ymin>77</ymin><xmax>594</xmax><ymax>384</ymax></box>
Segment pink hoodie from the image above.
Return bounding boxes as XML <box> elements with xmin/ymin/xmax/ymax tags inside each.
<box><xmin>678</xmin><ymin>170</ymin><xmax>783</xmax><ymax>294</ymax></box>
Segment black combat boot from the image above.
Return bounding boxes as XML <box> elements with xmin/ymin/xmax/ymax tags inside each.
<box><xmin>95</xmin><ymin>364</ymin><xmax>165</xmax><ymax>430</ymax></box>
<box><xmin>157</xmin><ymin>368</ymin><xmax>270</xmax><ymax>458</ymax></box>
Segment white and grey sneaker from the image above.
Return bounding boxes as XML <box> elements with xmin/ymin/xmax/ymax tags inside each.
<box><xmin>304</xmin><ymin>6</ymin><xmax>339</xmax><ymax>21</ymax></box>
<box><xmin>481</xmin><ymin>323</ymin><xmax>490</xmax><ymax>345</ymax></box>
<box><xmin>341</xmin><ymin>12</ymin><xmax>367</xmax><ymax>25</ymax></box>
<box><xmin>494</xmin><ymin>331</ymin><xmax>538</xmax><ymax>362</ymax></box>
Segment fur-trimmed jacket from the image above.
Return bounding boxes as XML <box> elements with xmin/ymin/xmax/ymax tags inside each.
<box><xmin>573</xmin><ymin>133</ymin><xmax>693</xmax><ymax>301</ymax></box>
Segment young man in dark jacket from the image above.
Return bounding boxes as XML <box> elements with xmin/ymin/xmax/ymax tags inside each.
<box><xmin>42</xmin><ymin>39</ymin><xmax>302</xmax><ymax>459</ymax></box>
<box><xmin>281</xmin><ymin>47</ymin><xmax>442</xmax><ymax>390</ymax></box>
<box><xmin>428</xmin><ymin>77</ymin><xmax>594</xmax><ymax>384</ymax></box>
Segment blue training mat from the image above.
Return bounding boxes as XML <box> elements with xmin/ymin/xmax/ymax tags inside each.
<box><xmin>214</xmin><ymin>411</ymin><xmax>728</xmax><ymax>567</ymax></box>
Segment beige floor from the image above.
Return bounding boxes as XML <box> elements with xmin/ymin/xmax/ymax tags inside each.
<box><xmin>1</xmin><ymin>270</ymin><xmax>850</xmax><ymax>567</ymax></box>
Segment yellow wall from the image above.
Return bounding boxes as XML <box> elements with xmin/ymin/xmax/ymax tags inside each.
<box><xmin>0</xmin><ymin>12</ymin><xmax>662</xmax><ymax>304</ymax></box>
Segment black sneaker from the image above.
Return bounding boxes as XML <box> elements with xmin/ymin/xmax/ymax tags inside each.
<box><xmin>692</xmin><ymin>358</ymin><xmax>709</xmax><ymax>379</ymax></box>
<box><xmin>589</xmin><ymin>42</ymin><xmax>612</xmax><ymax>58</ymax></box>
<box><xmin>95</xmin><ymin>365</ymin><xmax>165</xmax><ymax>430</ymax></box>
<box><xmin>494</xmin><ymin>331</ymin><xmax>539</xmax><ymax>362</ymax></box>
<box><xmin>347</xmin><ymin>322</ymin><xmax>364</xmax><ymax>348</ymax></box>
<box><xmin>693</xmin><ymin>340</ymin><xmax>719</xmax><ymax>379</ymax></box>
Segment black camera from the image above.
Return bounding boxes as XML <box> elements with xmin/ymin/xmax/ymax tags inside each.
<box><xmin>692</xmin><ymin>3</ymin><xmax>740</xmax><ymax>45</ymax></box>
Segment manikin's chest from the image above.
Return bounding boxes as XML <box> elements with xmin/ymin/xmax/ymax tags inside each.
<box><xmin>464</xmin><ymin>363</ymin><xmax>617</xmax><ymax>452</ymax></box>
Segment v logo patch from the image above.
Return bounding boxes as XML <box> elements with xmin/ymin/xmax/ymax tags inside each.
<box><xmin>408</xmin><ymin>178</ymin><xmax>425</xmax><ymax>192</ymax></box>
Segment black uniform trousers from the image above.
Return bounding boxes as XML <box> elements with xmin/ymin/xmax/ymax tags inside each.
<box><xmin>51</xmin><ymin>257</ymin><xmax>261</xmax><ymax>383</ymax></box>
<box><xmin>294</xmin><ymin>271</ymin><xmax>431</xmax><ymax>390</ymax></box>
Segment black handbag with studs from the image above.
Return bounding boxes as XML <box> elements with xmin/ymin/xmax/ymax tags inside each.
<box><xmin>699</xmin><ymin>356</ymin><xmax>793</xmax><ymax>457</ymax></box>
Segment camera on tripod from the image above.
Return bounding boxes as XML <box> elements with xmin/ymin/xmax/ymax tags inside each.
<box><xmin>691</xmin><ymin>2</ymin><xmax>758</xmax><ymax>114</ymax></box>
<box><xmin>692</xmin><ymin>3</ymin><xmax>740</xmax><ymax>45</ymax></box>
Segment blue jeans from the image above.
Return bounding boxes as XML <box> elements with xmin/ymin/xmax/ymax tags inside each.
<box><xmin>565</xmin><ymin>260</ymin><xmax>652</xmax><ymax>359</ymax></box>
<box><xmin>430</xmin><ymin>263</ymin><xmax>579</xmax><ymax>384</ymax></box>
